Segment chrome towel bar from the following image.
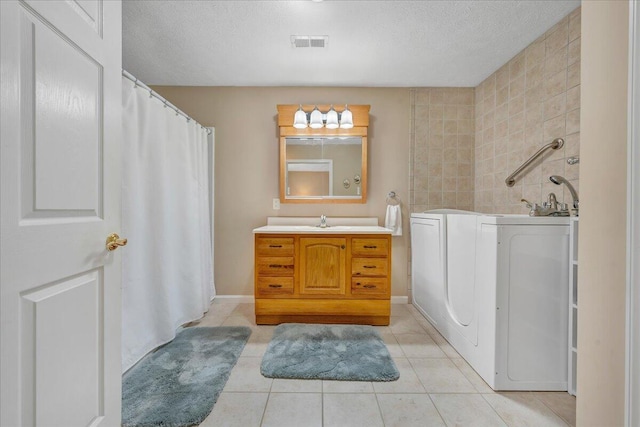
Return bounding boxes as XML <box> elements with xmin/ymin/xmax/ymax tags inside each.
<box><xmin>505</xmin><ymin>138</ymin><xmax>564</xmax><ymax>187</ymax></box>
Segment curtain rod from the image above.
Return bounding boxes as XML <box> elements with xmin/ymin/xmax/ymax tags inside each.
<box><xmin>121</xmin><ymin>69</ymin><xmax>212</xmax><ymax>135</ymax></box>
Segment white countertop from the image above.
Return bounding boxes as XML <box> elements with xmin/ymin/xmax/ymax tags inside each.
<box><xmin>253</xmin><ymin>225</ymin><xmax>392</xmax><ymax>234</ymax></box>
<box><xmin>253</xmin><ymin>216</ymin><xmax>393</xmax><ymax>234</ymax></box>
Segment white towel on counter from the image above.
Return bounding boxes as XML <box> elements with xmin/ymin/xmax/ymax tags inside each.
<box><xmin>385</xmin><ymin>204</ymin><xmax>402</xmax><ymax>236</ymax></box>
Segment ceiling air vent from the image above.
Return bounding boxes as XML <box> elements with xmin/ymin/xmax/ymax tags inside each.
<box><xmin>291</xmin><ymin>35</ymin><xmax>328</xmax><ymax>48</ymax></box>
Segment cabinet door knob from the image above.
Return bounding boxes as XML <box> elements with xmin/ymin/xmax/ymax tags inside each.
<box><xmin>341</xmin><ymin>245</ymin><xmax>346</xmax><ymax>249</ymax></box>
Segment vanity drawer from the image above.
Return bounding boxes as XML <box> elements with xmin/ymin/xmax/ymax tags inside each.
<box><xmin>257</xmin><ymin>277</ymin><xmax>294</xmax><ymax>296</ymax></box>
<box><xmin>256</xmin><ymin>257</ymin><xmax>294</xmax><ymax>276</ymax></box>
<box><xmin>256</xmin><ymin>237</ymin><xmax>294</xmax><ymax>256</ymax></box>
<box><xmin>351</xmin><ymin>277</ymin><xmax>389</xmax><ymax>296</ymax></box>
<box><xmin>351</xmin><ymin>238</ymin><xmax>389</xmax><ymax>257</ymax></box>
<box><xmin>352</xmin><ymin>258</ymin><xmax>388</xmax><ymax>277</ymax></box>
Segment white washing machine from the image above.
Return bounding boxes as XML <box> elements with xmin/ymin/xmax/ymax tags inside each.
<box><xmin>411</xmin><ymin>212</ymin><xmax>570</xmax><ymax>391</ymax></box>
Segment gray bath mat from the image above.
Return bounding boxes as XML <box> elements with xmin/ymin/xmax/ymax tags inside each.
<box><xmin>261</xmin><ymin>323</ymin><xmax>399</xmax><ymax>381</ymax></box>
<box><xmin>122</xmin><ymin>326</ymin><xmax>251</xmax><ymax>427</ymax></box>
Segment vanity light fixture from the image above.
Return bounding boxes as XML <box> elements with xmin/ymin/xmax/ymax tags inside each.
<box><xmin>293</xmin><ymin>105</ymin><xmax>308</xmax><ymax>129</ymax></box>
<box><xmin>309</xmin><ymin>106</ymin><xmax>324</xmax><ymax>129</ymax></box>
<box><xmin>325</xmin><ymin>105</ymin><xmax>339</xmax><ymax>129</ymax></box>
<box><xmin>292</xmin><ymin>104</ymin><xmax>354</xmax><ymax>129</ymax></box>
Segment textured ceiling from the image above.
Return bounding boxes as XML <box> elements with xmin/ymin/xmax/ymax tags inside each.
<box><xmin>123</xmin><ymin>0</ymin><xmax>580</xmax><ymax>87</ymax></box>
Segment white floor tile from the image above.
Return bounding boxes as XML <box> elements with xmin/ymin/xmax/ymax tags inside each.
<box><xmin>395</xmin><ymin>333</ymin><xmax>447</xmax><ymax>358</ymax></box>
<box><xmin>199</xmin><ymin>392</ymin><xmax>268</xmax><ymax>427</ymax></box>
<box><xmin>261</xmin><ymin>392</ymin><xmax>322</xmax><ymax>427</ymax></box>
<box><xmin>322</xmin><ymin>380</ymin><xmax>374</xmax><ymax>393</ymax></box>
<box><xmin>222</xmin><ymin>357</ymin><xmax>273</xmax><ymax>392</ymax></box>
<box><xmin>239</xmin><ymin>330</ymin><xmax>272</xmax><ymax>358</ymax></box>
<box><xmin>389</xmin><ymin>316</ymin><xmax>429</xmax><ymax>335</ymax></box>
<box><xmin>378</xmin><ymin>332</ymin><xmax>406</xmax><ymax>358</ymax></box>
<box><xmin>323</xmin><ymin>393</ymin><xmax>384</xmax><ymax>427</ymax></box>
<box><xmin>196</xmin><ymin>303</ymin><xmax>576</xmax><ymax>427</ymax></box>
<box><xmin>372</xmin><ymin>358</ymin><xmax>425</xmax><ymax>394</ymax></box>
<box><xmin>409</xmin><ymin>358</ymin><xmax>476</xmax><ymax>393</ymax></box>
<box><xmin>390</xmin><ymin>303</ymin><xmax>413</xmax><ymax>317</ymax></box>
<box><xmin>482</xmin><ymin>392</ymin><xmax>569</xmax><ymax>427</ymax></box>
<box><xmin>431</xmin><ymin>393</ymin><xmax>507</xmax><ymax>427</ymax></box>
<box><xmin>377</xmin><ymin>394</ymin><xmax>446</xmax><ymax>427</ymax></box>
<box><xmin>270</xmin><ymin>378</ymin><xmax>322</xmax><ymax>393</ymax></box>
<box><xmin>532</xmin><ymin>392</ymin><xmax>576</xmax><ymax>427</ymax></box>
<box><xmin>451</xmin><ymin>358</ymin><xmax>495</xmax><ymax>393</ymax></box>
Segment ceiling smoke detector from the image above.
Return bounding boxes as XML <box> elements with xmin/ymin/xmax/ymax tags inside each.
<box><xmin>291</xmin><ymin>35</ymin><xmax>328</xmax><ymax>48</ymax></box>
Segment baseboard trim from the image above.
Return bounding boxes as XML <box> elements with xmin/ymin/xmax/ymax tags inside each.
<box><xmin>212</xmin><ymin>295</ymin><xmax>409</xmax><ymax>304</ymax></box>
<box><xmin>391</xmin><ymin>296</ymin><xmax>409</xmax><ymax>304</ymax></box>
<box><xmin>212</xmin><ymin>295</ymin><xmax>254</xmax><ymax>303</ymax></box>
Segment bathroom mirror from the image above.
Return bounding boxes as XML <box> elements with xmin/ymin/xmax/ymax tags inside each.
<box><xmin>277</xmin><ymin>104</ymin><xmax>370</xmax><ymax>204</ymax></box>
<box><xmin>282</xmin><ymin>136</ymin><xmax>366</xmax><ymax>202</ymax></box>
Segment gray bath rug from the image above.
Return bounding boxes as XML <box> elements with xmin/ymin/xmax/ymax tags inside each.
<box><xmin>122</xmin><ymin>326</ymin><xmax>251</xmax><ymax>427</ymax></box>
<box><xmin>261</xmin><ymin>323</ymin><xmax>399</xmax><ymax>381</ymax></box>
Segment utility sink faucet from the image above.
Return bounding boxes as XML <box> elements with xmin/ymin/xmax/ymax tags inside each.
<box><xmin>521</xmin><ymin>192</ymin><xmax>570</xmax><ymax>217</ymax></box>
<box><xmin>549</xmin><ymin>175</ymin><xmax>579</xmax><ymax>215</ymax></box>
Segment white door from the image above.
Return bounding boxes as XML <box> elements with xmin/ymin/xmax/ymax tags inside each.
<box><xmin>1</xmin><ymin>1</ymin><xmax>122</xmax><ymax>425</ymax></box>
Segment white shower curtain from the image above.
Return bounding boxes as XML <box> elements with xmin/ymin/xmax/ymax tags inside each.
<box><xmin>121</xmin><ymin>77</ymin><xmax>214</xmax><ymax>372</ymax></box>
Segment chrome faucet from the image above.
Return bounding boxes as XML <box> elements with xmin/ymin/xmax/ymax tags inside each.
<box><xmin>549</xmin><ymin>175</ymin><xmax>579</xmax><ymax>215</ymax></box>
<box><xmin>319</xmin><ymin>214</ymin><xmax>327</xmax><ymax>228</ymax></box>
<box><xmin>521</xmin><ymin>193</ymin><xmax>570</xmax><ymax>217</ymax></box>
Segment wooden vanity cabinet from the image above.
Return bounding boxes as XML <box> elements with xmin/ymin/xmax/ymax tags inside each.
<box><xmin>254</xmin><ymin>233</ymin><xmax>391</xmax><ymax>325</ymax></box>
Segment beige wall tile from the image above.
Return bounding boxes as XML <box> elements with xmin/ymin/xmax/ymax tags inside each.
<box><xmin>543</xmin><ymin>115</ymin><xmax>566</xmax><ymax>141</ymax></box>
<box><xmin>545</xmin><ymin>47</ymin><xmax>568</xmax><ymax>77</ymax></box>
<box><xmin>444</xmin><ymin>105</ymin><xmax>457</xmax><ymax>120</ymax></box>
<box><xmin>458</xmin><ymin>106</ymin><xmax>473</xmax><ymax>119</ymax></box>
<box><xmin>509</xmin><ymin>95</ymin><xmax>525</xmax><ymax>117</ymax></box>
<box><xmin>510</xmin><ymin>52</ymin><xmax>526</xmax><ymax>79</ymax></box>
<box><xmin>568</xmin><ymin>38</ymin><xmax>581</xmax><ymax>66</ymax></box>
<box><xmin>526</xmin><ymin>38</ymin><xmax>546</xmax><ymax>69</ymax></box>
<box><xmin>545</xmin><ymin>19</ymin><xmax>569</xmax><ymax>55</ymax></box>
<box><xmin>545</xmin><ymin>69</ymin><xmax>568</xmax><ymax>98</ymax></box>
<box><xmin>510</xmin><ymin>75</ymin><xmax>525</xmax><ymax>99</ymax></box>
<box><xmin>526</xmin><ymin>64</ymin><xmax>544</xmax><ymax>90</ymax></box>
<box><xmin>566</xmin><ymin>109</ymin><xmax>580</xmax><ymax>135</ymax></box>
<box><xmin>430</xmin><ymin>88</ymin><xmax>444</xmax><ymax>104</ymax></box>
<box><xmin>415</xmin><ymin>89</ymin><xmax>430</xmax><ymax>105</ymax></box>
<box><xmin>410</xmin><ymin>7</ymin><xmax>579</xmax><ymax>221</ymax></box>
<box><xmin>569</xmin><ymin>9</ymin><xmax>581</xmax><ymax>42</ymax></box>
<box><xmin>544</xmin><ymin>93</ymin><xmax>567</xmax><ymax>120</ymax></box>
<box><xmin>566</xmin><ymin>85</ymin><xmax>580</xmax><ymax>112</ymax></box>
<box><xmin>567</xmin><ymin>62</ymin><xmax>580</xmax><ymax>89</ymax></box>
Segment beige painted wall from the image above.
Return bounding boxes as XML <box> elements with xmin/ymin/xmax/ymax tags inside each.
<box><xmin>578</xmin><ymin>2</ymin><xmax>628</xmax><ymax>425</ymax></box>
<box><xmin>475</xmin><ymin>7</ymin><xmax>581</xmax><ymax>214</ymax></box>
<box><xmin>151</xmin><ymin>87</ymin><xmax>411</xmax><ymax>297</ymax></box>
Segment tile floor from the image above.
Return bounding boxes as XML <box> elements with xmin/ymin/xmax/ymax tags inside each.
<box><xmin>189</xmin><ymin>300</ymin><xmax>576</xmax><ymax>427</ymax></box>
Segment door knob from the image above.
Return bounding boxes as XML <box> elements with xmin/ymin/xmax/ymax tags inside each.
<box><xmin>106</xmin><ymin>233</ymin><xmax>128</xmax><ymax>251</ymax></box>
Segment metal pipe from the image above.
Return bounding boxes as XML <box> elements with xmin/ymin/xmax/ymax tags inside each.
<box><xmin>121</xmin><ymin>69</ymin><xmax>211</xmax><ymax>135</ymax></box>
<box><xmin>504</xmin><ymin>138</ymin><xmax>564</xmax><ymax>187</ymax></box>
